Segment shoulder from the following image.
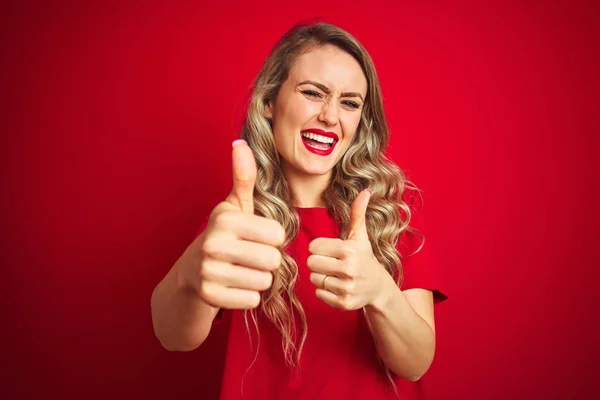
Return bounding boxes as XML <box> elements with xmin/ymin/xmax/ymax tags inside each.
<box><xmin>397</xmin><ymin>187</ymin><xmax>448</xmax><ymax>304</ymax></box>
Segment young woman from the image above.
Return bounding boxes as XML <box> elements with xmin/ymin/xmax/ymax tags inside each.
<box><xmin>151</xmin><ymin>22</ymin><xmax>447</xmax><ymax>399</ymax></box>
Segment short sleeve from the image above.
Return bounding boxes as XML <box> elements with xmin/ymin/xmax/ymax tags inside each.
<box><xmin>397</xmin><ymin>189</ymin><xmax>448</xmax><ymax>304</ymax></box>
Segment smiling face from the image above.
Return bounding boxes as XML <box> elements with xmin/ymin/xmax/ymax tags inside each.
<box><xmin>265</xmin><ymin>45</ymin><xmax>368</xmax><ymax>180</ymax></box>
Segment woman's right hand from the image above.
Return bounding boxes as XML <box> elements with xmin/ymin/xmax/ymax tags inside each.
<box><xmin>177</xmin><ymin>140</ymin><xmax>286</xmax><ymax>310</ymax></box>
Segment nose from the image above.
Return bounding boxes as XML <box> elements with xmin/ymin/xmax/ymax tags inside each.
<box><xmin>318</xmin><ymin>98</ymin><xmax>339</xmax><ymax>127</ymax></box>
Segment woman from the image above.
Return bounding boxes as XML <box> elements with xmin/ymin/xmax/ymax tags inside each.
<box><xmin>151</xmin><ymin>22</ymin><xmax>447</xmax><ymax>399</ymax></box>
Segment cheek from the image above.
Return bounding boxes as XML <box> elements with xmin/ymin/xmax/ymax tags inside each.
<box><xmin>274</xmin><ymin>101</ymin><xmax>304</xmax><ymax>133</ymax></box>
<box><xmin>271</xmin><ymin>105</ymin><xmax>292</xmax><ymax>142</ymax></box>
<box><xmin>341</xmin><ymin>113</ymin><xmax>362</xmax><ymax>141</ymax></box>
<box><xmin>272</xmin><ymin>127</ymin><xmax>291</xmax><ymax>156</ymax></box>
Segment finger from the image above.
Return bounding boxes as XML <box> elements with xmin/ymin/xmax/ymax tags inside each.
<box><xmin>212</xmin><ymin>210</ymin><xmax>285</xmax><ymax>246</ymax></box>
<box><xmin>202</xmin><ymin>237</ymin><xmax>282</xmax><ymax>271</ymax></box>
<box><xmin>348</xmin><ymin>189</ymin><xmax>372</xmax><ymax>240</ymax></box>
<box><xmin>229</xmin><ymin>139</ymin><xmax>257</xmax><ymax>214</ymax></box>
<box><xmin>202</xmin><ymin>282</ymin><xmax>261</xmax><ymax>310</ymax></box>
<box><xmin>315</xmin><ymin>288</ymin><xmax>346</xmax><ymax>310</ymax></box>
<box><xmin>306</xmin><ymin>254</ymin><xmax>342</xmax><ymax>275</ymax></box>
<box><xmin>309</xmin><ymin>272</ymin><xmax>344</xmax><ymax>296</ymax></box>
<box><xmin>202</xmin><ymin>260</ymin><xmax>274</xmax><ymax>291</ymax></box>
<box><xmin>308</xmin><ymin>237</ymin><xmax>346</xmax><ymax>259</ymax></box>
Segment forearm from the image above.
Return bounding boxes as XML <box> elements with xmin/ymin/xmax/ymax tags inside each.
<box><xmin>364</xmin><ymin>276</ymin><xmax>435</xmax><ymax>382</ymax></box>
<box><xmin>151</xmin><ymin>259</ymin><xmax>219</xmax><ymax>352</ymax></box>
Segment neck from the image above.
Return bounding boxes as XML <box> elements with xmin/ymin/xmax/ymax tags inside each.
<box><xmin>281</xmin><ymin>162</ymin><xmax>331</xmax><ymax>208</ymax></box>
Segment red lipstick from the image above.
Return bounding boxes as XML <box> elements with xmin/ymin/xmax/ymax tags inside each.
<box><xmin>300</xmin><ymin>129</ymin><xmax>339</xmax><ymax>156</ymax></box>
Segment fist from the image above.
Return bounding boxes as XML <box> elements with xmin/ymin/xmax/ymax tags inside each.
<box><xmin>179</xmin><ymin>140</ymin><xmax>286</xmax><ymax>309</ymax></box>
<box><xmin>307</xmin><ymin>189</ymin><xmax>388</xmax><ymax>311</ymax></box>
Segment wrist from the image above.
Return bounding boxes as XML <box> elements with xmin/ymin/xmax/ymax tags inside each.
<box><xmin>175</xmin><ymin>258</ymin><xmax>196</xmax><ymax>295</ymax></box>
<box><xmin>366</xmin><ymin>270</ymin><xmax>396</xmax><ymax>314</ymax></box>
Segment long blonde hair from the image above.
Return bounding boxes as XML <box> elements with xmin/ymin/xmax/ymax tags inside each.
<box><xmin>240</xmin><ymin>21</ymin><xmax>418</xmax><ymax>386</ymax></box>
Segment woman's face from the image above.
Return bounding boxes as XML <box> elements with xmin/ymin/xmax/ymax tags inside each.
<box><xmin>266</xmin><ymin>45</ymin><xmax>367</xmax><ymax>178</ymax></box>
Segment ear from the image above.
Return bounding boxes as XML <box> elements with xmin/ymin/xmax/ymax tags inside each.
<box><xmin>264</xmin><ymin>99</ymin><xmax>274</xmax><ymax>119</ymax></box>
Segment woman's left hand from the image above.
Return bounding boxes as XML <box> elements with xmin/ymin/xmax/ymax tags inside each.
<box><xmin>307</xmin><ymin>189</ymin><xmax>392</xmax><ymax>311</ymax></box>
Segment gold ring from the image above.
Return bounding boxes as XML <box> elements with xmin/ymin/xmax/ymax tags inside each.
<box><xmin>322</xmin><ymin>275</ymin><xmax>330</xmax><ymax>291</ymax></box>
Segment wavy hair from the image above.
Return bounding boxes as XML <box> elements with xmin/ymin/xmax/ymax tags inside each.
<box><xmin>240</xmin><ymin>22</ymin><xmax>420</xmax><ymax>390</ymax></box>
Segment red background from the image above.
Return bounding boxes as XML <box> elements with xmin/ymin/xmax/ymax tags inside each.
<box><xmin>2</xmin><ymin>1</ymin><xmax>599</xmax><ymax>399</ymax></box>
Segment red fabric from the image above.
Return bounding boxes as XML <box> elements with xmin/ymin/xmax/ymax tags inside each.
<box><xmin>199</xmin><ymin>194</ymin><xmax>446</xmax><ymax>400</ymax></box>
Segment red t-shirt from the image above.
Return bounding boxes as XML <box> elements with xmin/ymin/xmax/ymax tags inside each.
<box><xmin>200</xmin><ymin>196</ymin><xmax>447</xmax><ymax>399</ymax></box>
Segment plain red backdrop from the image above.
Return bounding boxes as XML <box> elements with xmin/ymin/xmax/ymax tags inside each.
<box><xmin>2</xmin><ymin>0</ymin><xmax>599</xmax><ymax>399</ymax></box>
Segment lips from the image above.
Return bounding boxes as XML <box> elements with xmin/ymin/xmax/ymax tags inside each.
<box><xmin>300</xmin><ymin>129</ymin><xmax>339</xmax><ymax>156</ymax></box>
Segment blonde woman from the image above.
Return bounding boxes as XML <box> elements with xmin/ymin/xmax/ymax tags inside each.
<box><xmin>151</xmin><ymin>22</ymin><xmax>447</xmax><ymax>399</ymax></box>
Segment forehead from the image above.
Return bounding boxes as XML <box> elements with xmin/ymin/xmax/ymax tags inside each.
<box><xmin>288</xmin><ymin>45</ymin><xmax>367</xmax><ymax>95</ymax></box>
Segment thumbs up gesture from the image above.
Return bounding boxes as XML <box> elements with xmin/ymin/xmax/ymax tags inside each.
<box><xmin>179</xmin><ymin>140</ymin><xmax>286</xmax><ymax>310</ymax></box>
<box><xmin>307</xmin><ymin>189</ymin><xmax>389</xmax><ymax>311</ymax></box>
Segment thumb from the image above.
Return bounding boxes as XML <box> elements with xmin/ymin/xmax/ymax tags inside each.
<box><xmin>347</xmin><ymin>189</ymin><xmax>372</xmax><ymax>240</ymax></box>
<box><xmin>228</xmin><ymin>139</ymin><xmax>257</xmax><ymax>214</ymax></box>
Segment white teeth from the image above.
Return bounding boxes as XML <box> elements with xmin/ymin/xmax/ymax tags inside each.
<box><xmin>302</xmin><ymin>132</ymin><xmax>335</xmax><ymax>144</ymax></box>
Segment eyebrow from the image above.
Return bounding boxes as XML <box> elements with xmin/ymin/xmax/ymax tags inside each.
<box><xmin>297</xmin><ymin>80</ymin><xmax>364</xmax><ymax>102</ymax></box>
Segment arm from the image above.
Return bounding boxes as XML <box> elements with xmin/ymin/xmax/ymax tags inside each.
<box><xmin>308</xmin><ymin>189</ymin><xmax>441</xmax><ymax>381</ymax></box>
<box><xmin>151</xmin><ymin>140</ymin><xmax>284</xmax><ymax>352</ymax></box>
<box><xmin>364</xmin><ymin>279</ymin><xmax>436</xmax><ymax>382</ymax></box>
<box><xmin>151</xmin><ymin>246</ymin><xmax>220</xmax><ymax>352</ymax></box>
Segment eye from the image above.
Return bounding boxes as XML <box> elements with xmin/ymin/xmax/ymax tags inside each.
<box><xmin>301</xmin><ymin>89</ymin><xmax>323</xmax><ymax>99</ymax></box>
<box><xmin>342</xmin><ymin>100</ymin><xmax>361</xmax><ymax>109</ymax></box>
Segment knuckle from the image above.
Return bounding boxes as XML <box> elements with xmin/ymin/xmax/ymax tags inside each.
<box><xmin>213</xmin><ymin>210</ymin><xmax>236</xmax><ymax>228</ymax></box>
<box><xmin>197</xmin><ymin>264</ymin><xmax>209</xmax><ymax>281</ymax></box>
<box><xmin>214</xmin><ymin>211</ymin><xmax>231</xmax><ymax>227</ymax></box>
<box><xmin>308</xmin><ymin>238</ymin><xmax>320</xmax><ymax>253</ymax></box>
<box><xmin>200</xmin><ymin>238</ymin><xmax>220</xmax><ymax>258</ymax></box>
<box><xmin>342</xmin><ymin>244</ymin><xmax>357</xmax><ymax>258</ymax></box>
<box><xmin>342</xmin><ymin>282</ymin><xmax>356</xmax><ymax>295</ymax></box>
<box><xmin>266</xmin><ymin>249</ymin><xmax>282</xmax><ymax>269</ymax></box>
<box><xmin>260</xmin><ymin>272</ymin><xmax>274</xmax><ymax>290</ymax></box>
<box><xmin>340</xmin><ymin>296</ymin><xmax>352</xmax><ymax>311</ymax></box>
<box><xmin>249</xmin><ymin>292</ymin><xmax>261</xmax><ymax>308</ymax></box>
<box><xmin>198</xmin><ymin>261</ymin><xmax>217</xmax><ymax>282</ymax></box>
<box><xmin>209</xmin><ymin>204</ymin><xmax>223</xmax><ymax>218</ymax></box>
<box><xmin>197</xmin><ymin>282</ymin><xmax>216</xmax><ymax>303</ymax></box>
<box><xmin>330</xmin><ymin>238</ymin><xmax>343</xmax><ymax>248</ymax></box>
<box><xmin>271</xmin><ymin>222</ymin><xmax>286</xmax><ymax>244</ymax></box>
<box><xmin>342</xmin><ymin>263</ymin><xmax>358</xmax><ymax>278</ymax></box>
<box><xmin>273</xmin><ymin>249</ymin><xmax>283</xmax><ymax>267</ymax></box>
<box><xmin>349</xmin><ymin>283</ymin><xmax>358</xmax><ymax>295</ymax></box>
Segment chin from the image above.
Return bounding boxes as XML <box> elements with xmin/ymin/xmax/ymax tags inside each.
<box><xmin>299</xmin><ymin>161</ymin><xmax>335</xmax><ymax>176</ymax></box>
<box><xmin>304</xmin><ymin>168</ymin><xmax>331</xmax><ymax>176</ymax></box>
<box><xmin>282</xmin><ymin>152</ymin><xmax>339</xmax><ymax>177</ymax></box>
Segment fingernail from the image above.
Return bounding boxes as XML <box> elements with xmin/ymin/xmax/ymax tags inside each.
<box><xmin>365</xmin><ymin>188</ymin><xmax>373</xmax><ymax>195</ymax></box>
<box><xmin>232</xmin><ymin>139</ymin><xmax>247</xmax><ymax>148</ymax></box>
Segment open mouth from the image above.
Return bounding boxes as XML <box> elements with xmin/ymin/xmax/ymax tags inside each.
<box><xmin>301</xmin><ymin>130</ymin><xmax>339</xmax><ymax>156</ymax></box>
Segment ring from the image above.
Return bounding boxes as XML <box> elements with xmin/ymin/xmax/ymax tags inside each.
<box><xmin>322</xmin><ymin>275</ymin><xmax>331</xmax><ymax>291</ymax></box>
